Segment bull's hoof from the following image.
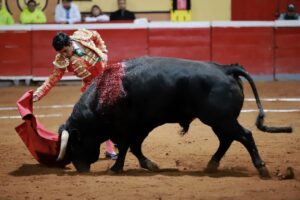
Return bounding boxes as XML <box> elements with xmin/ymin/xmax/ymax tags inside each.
<box><xmin>258</xmin><ymin>166</ymin><xmax>271</xmax><ymax>179</ymax></box>
<box><xmin>77</xmin><ymin>168</ymin><xmax>90</xmax><ymax>173</ymax></box>
<box><xmin>108</xmin><ymin>164</ymin><xmax>124</xmax><ymax>175</ymax></box>
<box><xmin>73</xmin><ymin>161</ymin><xmax>90</xmax><ymax>173</ymax></box>
<box><xmin>107</xmin><ymin>169</ymin><xmax>123</xmax><ymax>175</ymax></box>
<box><xmin>205</xmin><ymin>160</ymin><xmax>219</xmax><ymax>173</ymax></box>
<box><xmin>140</xmin><ymin>159</ymin><xmax>160</xmax><ymax>172</ymax></box>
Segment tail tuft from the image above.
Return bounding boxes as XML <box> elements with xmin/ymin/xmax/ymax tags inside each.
<box><xmin>227</xmin><ymin>66</ymin><xmax>293</xmax><ymax>134</ymax></box>
<box><xmin>255</xmin><ymin>109</ymin><xmax>292</xmax><ymax>133</ymax></box>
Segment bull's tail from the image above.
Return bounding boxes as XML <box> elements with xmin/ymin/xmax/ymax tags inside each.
<box><xmin>226</xmin><ymin>65</ymin><xmax>292</xmax><ymax>133</ymax></box>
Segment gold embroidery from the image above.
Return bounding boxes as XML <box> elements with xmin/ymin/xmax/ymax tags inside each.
<box><xmin>83</xmin><ymin>48</ymin><xmax>98</xmax><ymax>65</ymax></box>
<box><xmin>71</xmin><ymin>29</ymin><xmax>93</xmax><ymax>41</ymax></box>
<box><xmin>69</xmin><ymin>57</ymin><xmax>91</xmax><ymax>79</ymax></box>
<box><xmin>70</xmin><ymin>29</ymin><xmax>105</xmax><ymax>62</ymax></box>
<box><xmin>53</xmin><ymin>54</ymin><xmax>69</xmax><ymax>69</ymax></box>
<box><xmin>34</xmin><ymin>68</ymin><xmax>65</xmax><ymax>100</ymax></box>
<box><xmin>92</xmin><ymin>30</ymin><xmax>108</xmax><ymax>53</ymax></box>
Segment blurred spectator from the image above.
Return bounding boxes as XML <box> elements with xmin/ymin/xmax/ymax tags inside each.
<box><xmin>55</xmin><ymin>0</ymin><xmax>81</xmax><ymax>24</ymax></box>
<box><xmin>278</xmin><ymin>4</ymin><xmax>299</xmax><ymax>20</ymax></box>
<box><xmin>20</xmin><ymin>0</ymin><xmax>47</xmax><ymax>24</ymax></box>
<box><xmin>0</xmin><ymin>1</ymin><xmax>15</xmax><ymax>25</ymax></box>
<box><xmin>84</xmin><ymin>5</ymin><xmax>109</xmax><ymax>22</ymax></box>
<box><xmin>110</xmin><ymin>0</ymin><xmax>135</xmax><ymax>20</ymax></box>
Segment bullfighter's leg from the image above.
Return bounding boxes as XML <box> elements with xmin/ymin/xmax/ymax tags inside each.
<box><xmin>109</xmin><ymin>142</ymin><xmax>130</xmax><ymax>173</ymax></box>
<box><xmin>105</xmin><ymin>140</ymin><xmax>118</xmax><ymax>159</ymax></box>
<box><xmin>206</xmin><ymin>127</ymin><xmax>233</xmax><ymax>173</ymax></box>
<box><xmin>233</xmin><ymin>123</ymin><xmax>271</xmax><ymax>178</ymax></box>
<box><xmin>130</xmin><ymin>135</ymin><xmax>159</xmax><ymax>172</ymax></box>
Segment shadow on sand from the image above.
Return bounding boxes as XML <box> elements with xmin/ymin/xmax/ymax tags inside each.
<box><xmin>9</xmin><ymin>164</ymin><xmax>251</xmax><ymax>178</ymax></box>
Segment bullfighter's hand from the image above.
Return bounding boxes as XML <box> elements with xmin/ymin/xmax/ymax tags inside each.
<box><xmin>33</xmin><ymin>94</ymin><xmax>39</xmax><ymax>103</ymax></box>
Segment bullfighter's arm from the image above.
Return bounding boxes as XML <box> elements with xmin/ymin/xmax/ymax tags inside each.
<box><xmin>33</xmin><ymin>67</ymin><xmax>66</xmax><ymax>102</ymax></box>
<box><xmin>33</xmin><ymin>54</ymin><xmax>68</xmax><ymax>102</ymax></box>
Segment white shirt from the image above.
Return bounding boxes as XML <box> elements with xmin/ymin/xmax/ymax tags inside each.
<box><xmin>72</xmin><ymin>41</ymin><xmax>108</xmax><ymax>63</ymax></box>
<box><xmin>55</xmin><ymin>3</ymin><xmax>81</xmax><ymax>24</ymax></box>
<box><xmin>84</xmin><ymin>14</ymin><xmax>110</xmax><ymax>22</ymax></box>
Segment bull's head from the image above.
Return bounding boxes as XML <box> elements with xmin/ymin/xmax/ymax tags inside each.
<box><xmin>56</xmin><ymin>124</ymin><xmax>101</xmax><ymax>172</ymax></box>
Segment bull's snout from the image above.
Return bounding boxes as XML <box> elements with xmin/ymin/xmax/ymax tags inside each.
<box><xmin>73</xmin><ymin>160</ymin><xmax>91</xmax><ymax>173</ymax></box>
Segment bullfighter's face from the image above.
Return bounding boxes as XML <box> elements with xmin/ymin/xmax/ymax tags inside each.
<box><xmin>58</xmin><ymin>44</ymin><xmax>74</xmax><ymax>59</ymax></box>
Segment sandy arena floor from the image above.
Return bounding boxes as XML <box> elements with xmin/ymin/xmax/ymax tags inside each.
<box><xmin>0</xmin><ymin>81</ymin><xmax>299</xmax><ymax>200</ymax></box>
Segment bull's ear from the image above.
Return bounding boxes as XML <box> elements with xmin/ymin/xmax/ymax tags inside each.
<box><xmin>58</xmin><ymin>124</ymin><xmax>66</xmax><ymax>135</ymax></box>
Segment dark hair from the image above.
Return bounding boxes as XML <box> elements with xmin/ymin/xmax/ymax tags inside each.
<box><xmin>52</xmin><ymin>32</ymin><xmax>71</xmax><ymax>51</ymax></box>
<box><xmin>91</xmin><ymin>5</ymin><xmax>102</xmax><ymax>16</ymax></box>
<box><xmin>287</xmin><ymin>4</ymin><xmax>296</xmax><ymax>12</ymax></box>
<box><xmin>27</xmin><ymin>0</ymin><xmax>37</xmax><ymax>6</ymax></box>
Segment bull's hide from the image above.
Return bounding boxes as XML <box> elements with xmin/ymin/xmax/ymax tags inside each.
<box><xmin>96</xmin><ymin>62</ymin><xmax>126</xmax><ymax>106</ymax></box>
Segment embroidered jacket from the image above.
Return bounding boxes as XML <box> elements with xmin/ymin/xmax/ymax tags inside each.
<box><xmin>34</xmin><ymin>29</ymin><xmax>108</xmax><ymax>101</ymax></box>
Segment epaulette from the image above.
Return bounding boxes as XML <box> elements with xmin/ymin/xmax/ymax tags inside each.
<box><xmin>53</xmin><ymin>54</ymin><xmax>69</xmax><ymax>69</ymax></box>
<box><xmin>70</xmin><ymin>29</ymin><xmax>92</xmax><ymax>41</ymax></box>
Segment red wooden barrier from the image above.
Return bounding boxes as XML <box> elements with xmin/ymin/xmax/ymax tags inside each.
<box><xmin>231</xmin><ymin>0</ymin><xmax>300</xmax><ymax>21</ymax></box>
<box><xmin>0</xmin><ymin>28</ymin><xmax>32</xmax><ymax>76</ymax></box>
<box><xmin>211</xmin><ymin>22</ymin><xmax>274</xmax><ymax>75</ymax></box>
<box><xmin>148</xmin><ymin>22</ymin><xmax>211</xmax><ymax>61</ymax></box>
<box><xmin>32</xmin><ymin>30</ymin><xmax>63</xmax><ymax>76</ymax></box>
<box><xmin>101</xmin><ymin>28</ymin><xmax>148</xmax><ymax>64</ymax></box>
<box><xmin>275</xmin><ymin>25</ymin><xmax>300</xmax><ymax>74</ymax></box>
<box><xmin>0</xmin><ymin>22</ymin><xmax>299</xmax><ymax>80</ymax></box>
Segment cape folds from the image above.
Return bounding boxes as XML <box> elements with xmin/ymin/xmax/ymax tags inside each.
<box><xmin>15</xmin><ymin>90</ymin><xmax>70</xmax><ymax>167</ymax></box>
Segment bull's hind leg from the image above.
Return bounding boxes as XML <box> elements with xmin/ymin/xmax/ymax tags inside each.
<box><xmin>207</xmin><ymin>120</ymin><xmax>270</xmax><ymax>178</ymax></box>
<box><xmin>233</xmin><ymin>124</ymin><xmax>270</xmax><ymax>178</ymax></box>
<box><xmin>206</xmin><ymin>127</ymin><xmax>233</xmax><ymax>173</ymax></box>
<box><xmin>130</xmin><ymin>134</ymin><xmax>159</xmax><ymax>172</ymax></box>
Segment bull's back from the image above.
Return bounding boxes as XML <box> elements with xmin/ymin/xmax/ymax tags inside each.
<box><xmin>121</xmin><ymin>57</ymin><xmax>243</xmax><ymax>126</ymax></box>
<box><xmin>124</xmin><ymin>56</ymin><xmax>227</xmax><ymax>89</ymax></box>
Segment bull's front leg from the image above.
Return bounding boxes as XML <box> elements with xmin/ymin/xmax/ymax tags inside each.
<box><xmin>130</xmin><ymin>138</ymin><xmax>159</xmax><ymax>172</ymax></box>
<box><xmin>109</xmin><ymin>142</ymin><xmax>129</xmax><ymax>174</ymax></box>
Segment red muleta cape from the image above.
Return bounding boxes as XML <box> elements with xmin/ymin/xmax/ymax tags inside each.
<box><xmin>15</xmin><ymin>90</ymin><xmax>70</xmax><ymax>167</ymax></box>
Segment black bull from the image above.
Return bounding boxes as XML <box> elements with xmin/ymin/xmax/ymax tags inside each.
<box><xmin>57</xmin><ymin>56</ymin><xmax>292</xmax><ymax>178</ymax></box>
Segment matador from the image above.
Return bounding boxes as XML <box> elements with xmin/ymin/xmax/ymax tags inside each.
<box><xmin>33</xmin><ymin>29</ymin><xmax>107</xmax><ymax>101</ymax></box>
<box><xmin>33</xmin><ymin>29</ymin><xmax>118</xmax><ymax>160</ymax></box>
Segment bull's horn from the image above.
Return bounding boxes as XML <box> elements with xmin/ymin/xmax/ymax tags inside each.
<box><xmin>56</xmin><ymin>130</ymin><xmax>69</xmax><ymax>161</ymax></box>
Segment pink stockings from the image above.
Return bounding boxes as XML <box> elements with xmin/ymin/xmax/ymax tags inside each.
<box><xmin>105</xmin><ymin>140</ymin><xmax>116</xmax><ymax>154</ymax></box>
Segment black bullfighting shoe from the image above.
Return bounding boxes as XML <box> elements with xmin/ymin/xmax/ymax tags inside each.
<box><xmin>105</xmin><ymin>152</ymin><xmax>118</xmax><ymax>160</ymax></box>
